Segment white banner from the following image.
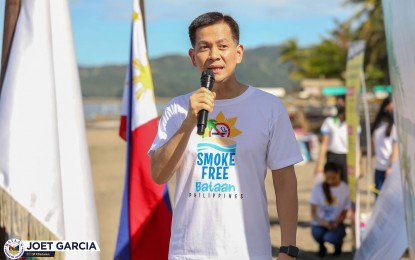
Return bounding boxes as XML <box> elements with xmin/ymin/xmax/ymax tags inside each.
<box><xmin>382</xmin><ymin>1</ymin><xmax>415</xmax><ymax>259</ymax></box>
<box><xmin>354</xmin><ymin>160</ymin><xmax>407</xmax><ymax>260</ymax></box>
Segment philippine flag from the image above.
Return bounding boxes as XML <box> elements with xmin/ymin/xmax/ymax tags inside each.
<box><xmin>114</xmin><ymin>1</ymin><xmax>172</xmax><ymax>259</ymax></box>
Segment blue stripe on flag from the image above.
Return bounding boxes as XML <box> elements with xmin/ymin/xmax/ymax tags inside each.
<box><xmin>163</xmin><ymin>185</ymin><xmax>172</xmax><ymax>213</ymax></box>
<box><xmin>114</xmin><ymin>21</ymin><xmax>134</xmax><ymax>260</ymax></box>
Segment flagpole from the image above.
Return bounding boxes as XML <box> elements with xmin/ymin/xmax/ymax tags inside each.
<box><xmin>0</xmin><ymin>0</ymin><xmax>20</xmax><ymax>244</ymax></box>
<box><xmin>0</xmin><ymin>0</ymin><xmax>21</xmax><ymax>94</ymax></box>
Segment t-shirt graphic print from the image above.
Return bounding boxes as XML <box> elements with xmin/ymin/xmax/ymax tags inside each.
<box><xmin>193</xmin><ymin>111</ymin><xmax>243</xmax><ymax>199</ymax></box>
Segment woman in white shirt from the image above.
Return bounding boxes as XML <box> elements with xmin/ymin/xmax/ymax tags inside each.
<box><xmin>371</xmin><ymin>96</ymin><xmax>398</xmax><ymax>197</ymax></box>
<box><xmin>315</xmin><ymin>95</ymin><xmax>349</xmax><ymax>183</ymax></box>
<box><xmin>310</xmin><ymin>162</ymin><xmax>351</xmax><ymax>257</ymax></box>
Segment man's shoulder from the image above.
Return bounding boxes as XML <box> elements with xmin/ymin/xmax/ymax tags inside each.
<box><xmin>176</xmin><ymin>91</ymin><xmax>194</xmax><ymax>100</ymax></box>
<box><xmin>250</xmin><ymin>86</ymin><xmax>284</xmax><ymax>106</ymax></box>
<box><xmin>252</xmin><ymin>86</ymin><xmax>280</xmax><ymax>98</ymax></box>
<box><xmin>168</xmin><ymin>92</ymin><xmax>193</xmax><ymax>105</ymax></box>
<box><xmin>161</xmin><ymin>92</ymin><xmax>193</xmax><ymax>116</ymax></box>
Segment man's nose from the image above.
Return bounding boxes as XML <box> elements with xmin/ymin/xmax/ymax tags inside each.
<box><xmin>209</xmin><ymin>47</ymin><xmax>220</xmax><ymax>60</ymax></box>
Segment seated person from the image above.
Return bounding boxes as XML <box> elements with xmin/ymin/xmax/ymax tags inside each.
<box><xmin>310</xmin><ymin>162</ymin><xmax>351</xmax><ymax>257</ymax></box>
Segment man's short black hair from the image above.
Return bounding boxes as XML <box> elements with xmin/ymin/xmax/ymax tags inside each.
<box><xmin>188</xmin><ymin>12</ymin><xmax>240</xmax><ymax>47</ymax></box>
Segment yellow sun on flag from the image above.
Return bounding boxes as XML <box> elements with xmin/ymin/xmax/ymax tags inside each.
<box><xmin>206</xmin><ymin>111</ymin><xmax>242</xmax><ymax>138</ymax></box>
<box><xmin>132</xmin><ymin>58</ymin><xmax>154</xmax><ymax>101</ymax></box>
<box><xmin>133</xmin><ymin>12</ymin><xmax>140</xmax><ymax>21</ymax></box>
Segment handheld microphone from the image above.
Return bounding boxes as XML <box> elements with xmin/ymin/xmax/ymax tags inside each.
<box><xmin>197</xmin><ymin>69</ymin><xmax>215</xmax><ymax>135</ymax></box>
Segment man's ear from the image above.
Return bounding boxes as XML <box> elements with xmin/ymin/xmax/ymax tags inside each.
<box><xmin>236</xmin><ymin>44</ymin><xmax>244</xmax><ymax>64</ymax></box>
<box><xmin>189</xmin><ymin>48</ymin><xmax>197</xmax><ymax>67</ymax></box>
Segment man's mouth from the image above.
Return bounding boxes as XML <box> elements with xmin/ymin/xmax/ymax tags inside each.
<box><xmin>208</xmin><ymin>66</ymin><xmax>224</xmax><ymax>73</ymax></box>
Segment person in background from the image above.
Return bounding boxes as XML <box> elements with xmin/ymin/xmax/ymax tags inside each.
<box><xmin>310</xmin><ymin>162</ymin><xmax>351</xmax><ymax>257</ymax></box>
<box><xmin>315</xmin><ymin>95</ymin><xmax>349</xmax><ymax>183</ymax></box>
<box><xmin>371</xmin><ymin>96</ymin><xmax>398</xmax><ymax>197</ymax></box>
<box><xmin>289</xmin><ymin>107</ymin><xmax>313</xmax><ymax>162</ymax></box>
<box><xmin>289</xmin><ymin>107</ymin><xmax>309</xmax><ymax>135</ymax></box>
<box><xmin>149</xmin><ymin>12</ymin><xmax>303</xmax><ymax>260</ymax></box>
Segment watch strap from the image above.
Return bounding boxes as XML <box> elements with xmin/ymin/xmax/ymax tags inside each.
<box><xmin>279</xmin><ymin>245</ymin><xmax>299</xmax><ymax>257</ymax></box>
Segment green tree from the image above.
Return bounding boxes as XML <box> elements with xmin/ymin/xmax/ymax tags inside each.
<box><xmin>304</xmin><ymin>40</ymin><xmax>347</xmax><ymax>79</ymax></box>
<box><xmin>278</xmin><ymin>0</ymin><xmax>389</xmax><ymax>87</ymax></box>
<box><xmin>344</xmin><ymin>0</ymin><xmax>389</xmax><ymax>86</ymax></box>
<box><xmin>278</xmin><ymin>39</ymin><xmax>307</xmax><ymax>80</ymax></box>
<box><xmin>279</xmin><ymin>27</ymin><xmax>349</xmax><ymax>80</ymax></box>
<box><xmin>278</xmin><ymin>17</ymin><xmax>360</xmax><ymax>80</ymax></box>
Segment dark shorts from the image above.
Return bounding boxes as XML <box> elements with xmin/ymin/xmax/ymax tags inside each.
<box><xmin>326</xmin><ymin>151</ymin><xmax>347</xmax><ymax>184</ymax></box>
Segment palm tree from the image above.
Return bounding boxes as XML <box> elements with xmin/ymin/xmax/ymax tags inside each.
<box><xmin>278</xmin><ymin>39</ymin><xmax>306</xmax><ymax>80</ymax></box>
<box><xmin>305</xmin><ymin>40</ymin><xmax>347</xmax><ymax>79</ymax></box>
<box><xmin>277</xmin><ymin>0</ymin><xmax>389</xmax><ymax>85</ymax></box>
<box><xmin>343</xmin><ymin>0</ymin><xmax>389</xmax><ymax>85</ymax></box>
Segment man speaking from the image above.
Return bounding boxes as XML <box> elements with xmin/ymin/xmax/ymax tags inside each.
<box><xmin>149</xmin><ymin>12</ymin><xmax>303</xmax><ymax>260</ymax></box>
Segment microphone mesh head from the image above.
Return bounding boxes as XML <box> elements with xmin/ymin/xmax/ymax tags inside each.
<box><xmin>201</xmin><ymin>69</ymin><xmax>214</xmax><ymax>79</ymax></box>
<box><xmin>200</xmin><ymin>69</ymin><xmax>215</xmax><ymax>90</ymax></box>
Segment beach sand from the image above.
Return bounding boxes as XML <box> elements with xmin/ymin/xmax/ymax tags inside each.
<box><xmin>87</xmin><ymin>127</ymin><xmax>373</xmax><ymax>260</ymax></box>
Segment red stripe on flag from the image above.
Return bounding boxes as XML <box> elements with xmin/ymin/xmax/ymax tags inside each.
<box><xmin>119</xmin><ymin>115</ymin><xmax>127</xmax><ymax>141</ymax></box>
<box><xmin>132</xmin><ymin>196</ymin><xmax>172</xmax><ymax>259</ymax></box>
<box><xmin>128</xmin><ymin>117</ymin><xmax>171</xmax><ymax>259</ymax></box>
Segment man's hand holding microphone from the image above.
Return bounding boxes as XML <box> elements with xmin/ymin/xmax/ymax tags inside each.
<box><xmin>185</xmin><ymin>69</ymin><xmax>216</xmax><ymax>134</ymax></box>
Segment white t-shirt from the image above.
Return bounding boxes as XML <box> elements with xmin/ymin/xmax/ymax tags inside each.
<box><xmin>320</xmin><ymin>117</ymin><xmax>362</xmax><ymax>155</ymax></box>
<box><xmin>373</xmin><ymin>123</ymin><xmax>397</xmax><ymax>171</ymax></box>
<box><xmin>309</xmin><ymin>181</ymin><xmax>351</xmax><ymax>226</ymax></box>
<box><xmin>320</xmin><ymin>117</ymin><xmax>348</xmax><ymax>154</ymax></box>
<box><xmin>150</xmin><ymin>86</ymin><xmax>303</xmax><ymax>260</ymax></box>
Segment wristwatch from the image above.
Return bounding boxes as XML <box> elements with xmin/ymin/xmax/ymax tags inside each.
<box><xmin>279</xmin><ymin>245</ymin><xmax>299</xmax><ymax>257</ymax></box>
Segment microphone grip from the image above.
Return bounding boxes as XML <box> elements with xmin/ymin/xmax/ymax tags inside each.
<box><xmin>197</xmin><ymin>69</ymin><xmax>215</xmax><ymax>135</ymax></box>
<box><xmin>197</xmin><ymin>109</ymin><xmax>209</xmax><ymax>135</ymax></box>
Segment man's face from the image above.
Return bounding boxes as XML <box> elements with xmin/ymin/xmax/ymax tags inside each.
<box><xmin>189</xmin><ymin>22</ymin><xmax>244</xmax><ymax>83</ymax></box>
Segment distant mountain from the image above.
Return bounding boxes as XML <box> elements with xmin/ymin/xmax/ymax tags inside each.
<box><xmin>79</xmin><ymin>45</ymin><xmax>296</xmax><ymax>98</ymax></box>
<box><xmin>235</xmin><ymin>46</ymin><xmax>295</xmax><ymax>90</ymax></box>
<box><xmin>150</xmin><ymin>54</ymin><xmax>199</xmax><ymax>97</ymax></box>
<box><xmin>79</xmin><ymin>65</ymin><xmax>126</xmax><ymax>98</ymax></box>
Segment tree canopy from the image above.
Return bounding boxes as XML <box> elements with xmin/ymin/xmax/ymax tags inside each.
<box><xmin>279</xmin><ymin>0</ymin><xmax>388</xmax><ymax>87</ymax></box>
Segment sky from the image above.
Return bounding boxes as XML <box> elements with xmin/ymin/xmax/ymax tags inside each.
<box><xmin>0</xmin><ymin>0</ymin><xmax>360</xmax><ymax>67</ymax></box>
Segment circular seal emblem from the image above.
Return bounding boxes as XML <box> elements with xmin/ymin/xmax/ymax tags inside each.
<box><xmin>3</xmin><ymin>238</ymin><xmax>25</xmax><ymax>259</ymax></box>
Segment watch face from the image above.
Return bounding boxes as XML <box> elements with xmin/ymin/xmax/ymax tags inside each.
<box><xmin>288</xmin><ymin>245</ymin><xmax>299</xmax><ymax>256</ymax></box>
<box><xmin>280</xmin><ymin>246</ymin><xmax>299</xmax><ymax>257</ymax></box>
